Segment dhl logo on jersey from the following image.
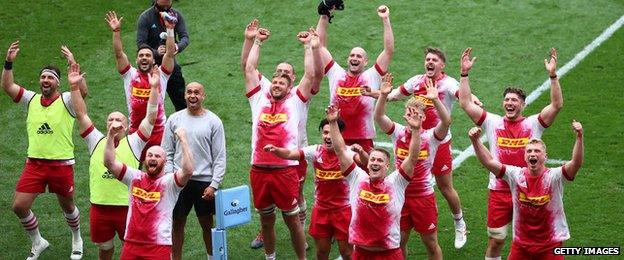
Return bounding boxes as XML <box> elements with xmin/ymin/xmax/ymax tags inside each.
<box><xmin>131</xmin><ymin>187</ymin><xmax>161</xmax><ymax>201</ymax></box>
<box><xmin>359</xmin><ymin>190</ymin><xmax>390</xmax><ymax>204</ymax></box>
<box><xmin>315</xmin><ymin>169</ymin><xmax>343</xmax><ymax>180</ymax></box>
<box><xmin>396</xmin><ymin>148</ymin><xmax>428</xmax><ymax>160</ymax></box>
<box><xmin>131</xmin><ymin>87</ymin><xmax>151</xmax><ymax>98</ymax></box>
<box><xmin>336</xmin><ymin>87</ymin><xmax>362</xmax><ymax>97</ymax></box>
<box><xmin>497</xmin><ymin>137</ymin><xmax>529</xmax><ymax>148</ymax></box>
<box><xmin>259</xmin><ymin>113</ymin><xmax>288</xmax><ymax>124</ymax></box>
<box><xmin>518</xmin><ymin>192</ymin><xmax>550</xmax><ymax>206</ymax></box>
<box><xmin>414</xmin><ymin>95</ymin><xmax>434</xmax><ymax>107</ymax></box>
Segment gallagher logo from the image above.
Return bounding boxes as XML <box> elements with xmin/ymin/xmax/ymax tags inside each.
<box><xmin>224</xmin><ymin>199</ymin><xmax>248</xmax><ymax>216</ymax></box>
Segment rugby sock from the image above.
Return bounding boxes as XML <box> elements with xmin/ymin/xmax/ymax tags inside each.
<box><xmin>298</xmin><ymin>200</ymin><xmax>307</xmax><ymax>228</ymax></box>
<box><xmin>453</xmin><ymin>211</ymin><xmax>466</xmax><ymax>230</ymax></box>
<box><xmin>265</xmin><ymin>252</ymin><xmax>276</xmax><ymax>260</ymax></box>
<box><xmin>64</xmin><ymin>207</ymin><xmax>81</xmax><ymax>233</ymax></box>
<box><xmin>207</xmin><ymin>254</ymin><xmax>213</xmax><ymax>260</ymax></box>
<box><xmin>485</xmin><ymin>257</ymin><xmax>501</xmax><ymax>260</ymax></box>
<box><xmin>20</xmin><ymin>210</ymin><xmax>43</xmax><ymax>244</ymax></box>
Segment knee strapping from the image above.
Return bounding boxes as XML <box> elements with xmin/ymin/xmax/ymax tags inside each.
<box><xmin>95</xmin><ymin>239</ymin><xmax>114</xmax><ymax>251</ymax></box>
<box><xmin>257</xmin><ymin>205</ymin><xmax>276</xmax><ymax>216</ymax></box>
<box><xmin>487</xmin><ymin>225</ymin><xmax>508</xmax><ymax>240</ymax></box>
<box><xmin>298</xmin><ymin>200</ymin><xmax>307</xmax><ymax>212</ymax></box>
<box><xmin>281</xmin><ymin>205</ymin><xmax>301</xmax><ymax>216</ymax></box>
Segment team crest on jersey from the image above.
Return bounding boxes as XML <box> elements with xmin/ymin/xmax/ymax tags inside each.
<box><xmin>497</xmin><ymin>137</ymin><xmax>529</xmax><ymax>148</ymax></box>
<box><xmin>315</xmin><ymin>169</ymin><xmax>343</xmax><ymax>180</ymax></box>
<box><xmin>359</xmin><ymin>190</ymin><xmax>390</xmax><ymax>204</ymax></box>
<box><xmin>414</xmin><ymin>95</ymin><xmax>434</xmax><ymax>107</ymax></box>
<box><xmin>396</xmin><ymin>147</ymin><xmax>428</xmax><ymax>160</ymax></box>
<box><xmin>336</xmin><ymin>87</ymin><xmax>362</xmax><ymax>97</ymax></box>
<box><xmin>259</xmin><ymin>113</ymin><xmax>288</xmax><ymax>124</ymax></box>
<box><xmin>132</xmin><ymin>187</ymin><xmax>161</xmax><ymax>201</ymax></box>
<box><xmin>131</xmin><ymin>87</ymin><xmax>151</xmax><ymax>98</ymax></box>
<box><xmin>518</xmin><ymin>192</ymin><xmax>550</xmax><ymax>206</ymax></box>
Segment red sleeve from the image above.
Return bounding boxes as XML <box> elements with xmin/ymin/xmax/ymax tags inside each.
<box><xmin>117</xmin><ymin>164</ymin><xmax>128</xmax><ymax>181</ymax></box>
<box><xmin>399</xmin><ymin>167</ymin><xmax>411</xmax><ymax>181</ymax></box>
<box><xmin>80</xmin><ymin>124</ymin><xmax>95</xmax><ymax>138</ymax></box>
<box><xmin>160</xmin><ymin>65</ymin><xmax>172</xmax><ymax>76</ymax></box>
<box><xmin>245</xmin><ymin>85</ymin><xmax>261</xmax><ymax>98</ymax></box>
<box><xmin>298</xmin><ymin>150</ymin><xmax>305</xmax><ymax>161</ymax></box>
<box><xmin>13</xmin><ymin>87</ymin><xmax>25</xmax><ymax>103</ymax></box>
<box><xmin>537</xmin><ymin>114</ymin><xmax>550</xmax><ymax>128</ymax></box>
<box><xmin>343</xmin><ymin>162</ymin><xmax>357</xmax><ymax>177</ymax></box>
<box><xmin>324</xmin><ymin>60</ymin><xmax>335</xmax><ymax>75</ymax></box>
<box><xmin>174</xmin><ymin>172</ymin><xmax>184</xmax><ymax>187</ymax></box>
<box><xmin>374</xmin><ymin>63</ymin><xmax>387</xmax><ymax>76</ymax></box>
<box><xmin>433</xmin><ymin>130</ymin><xmax>445</xmax><ymax>141</ymax></box>
<box><xmin>476</xmin><ymin>109</ymin><xmax>487</xmax><ymax>126</ymax></box>
<box><xmin>562</xmin><ymin>166</ymin><xmax>574</xmax><ymax>181</ymax></box>
<box><xmin>257</xmin><ymin>72</ymin><xmax>263</xmax><ymax>81</ymax></box>
<box><xmin>296</xmin><ymin>88</ymin><xmax>308</xmax><ymax>103</ymax></box>
<box><xmin>495</xmin><ymin>165</ymin><xmax>506</xmax><ymax>179</ymax></box>
<box><xmin>384</xmin><ymin>123</ymin><xmax>396</xmax><ymax>136</ymax></box>
<box><xmin>399</xmin><ymin>85</ymin><xmax>410</xmax><ymax>96</ymax></box>
<box><xmin>137</xmin><ymin>129</ymin><xmax>149</xmax><ymax>142</ymax></box>
<box><xmin>119</xmin><ymin>65</ymin><xmax>131</xmax><ymax>75</ymax></box>
<box><xmin>454</xmin><ymin>90</ymin><xmax>459</xmax><ymax>98</ymax></box>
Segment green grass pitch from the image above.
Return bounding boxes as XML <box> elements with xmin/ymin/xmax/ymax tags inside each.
<box><xmin>0</xmin><ymin>0</ymin><xmax>623</xmax><ymax>259</ymax></box>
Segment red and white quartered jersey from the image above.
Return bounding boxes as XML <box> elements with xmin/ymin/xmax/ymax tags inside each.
<box><xmin>120</xmin><ymin>65</ymin><xmax>170</xmax><ymax>138</ymax></box>
<box><xmin>478</xmin><ymin>111</ymin><xmax>548</xmax><ymax>191</ymax></box>
<box><xmin>300</xmin><ymin>145</ymin><xmax>354</xmax><ymax>211</ymax></box>
<box><xmin>496</xmin><ymin>165</ymin><xmax>573</xmax><ymax>246</ymax></box>
<box><xmin>397</xmin><ymin>73</ymin><xmax>458</xmax><ymax>133</ymax></box>
<box><xmin>246</xmin><ymin>81</ymin><xmax>308</xmax><ymax>166</ymax></box>
<box><xmin>325</xmin><ymin>60</ymin><xmax>385</xmax><ymax>140</ymax></box>
<box><xmin>387</xmin><ymin>123</ymin><xmax>442</xmax><ymax>197</ymax></box>
<box><xmin>118</xmin><ymin>165</ymin><xmax>184</xmax><ymax>245</ymax></box>
<box><xmin>260</xmin><ymin>74</ymin><xmax>311</xmax><ymax>147</ymax></box>
<box><xmin>345</xmin><ymin>163</ymin><xmax>410</xmax><ymax>249</ymax></box>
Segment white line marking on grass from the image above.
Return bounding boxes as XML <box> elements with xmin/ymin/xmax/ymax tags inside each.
<box><xmin>546</xmin><ymin>159</ymin><xmax>568</xmax><ymax>165</ymax></box>
<box><xmin>375</xmin><ymin>141</ymin><xmax>462</xmax><ymax>154</ymax></box>
<box><xmin>453</xmin><ymin>15</ymin><xmax>624</xmax><ymax>169</ymax></box>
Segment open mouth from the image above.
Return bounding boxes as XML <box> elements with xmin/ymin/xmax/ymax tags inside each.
<box><xmin>426</xmin><ymin>65</ymin><xmax>435</xmax><ymax>72</ymax></box>
<box><xmin>528</xmin><ymin>158</ymin><xmax>538</xmax><ymax>165</ymax></box>
<box><xmin>370</xmin><ymin>165</ymin><xmax>381</xmax><ymax>172</ymax></box>
<box><xmin>505</xmin><ymin>106</ymin><xmax>514</xmax><ymax>112</ymax></box>
<box><xmin>349</xmin><ymin>60</ymin><xmax>360</xmax><ymax>67</ymax></box>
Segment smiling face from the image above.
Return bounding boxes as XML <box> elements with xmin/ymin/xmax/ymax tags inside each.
<box><xmin>106</xmin><ymin>112</ymin><xmax>128</xmax><ymax>139</ymax></box>
<box><xmin>185</xmin><ymin>82</ymin><xmax>205</xmax><ymax>112</ymax></box>
<box><xmin>270</xmin><ymin>74</ymin><xmax>291</xmax><ymax>100</ymax></box>
<box><xmin>136</xmin><ymin>48</ymin><xmax>155</xmax><ymax>73</ymax></box>
<box><xmin>144</xmin><ymin>146</ymin><xmax>166</xmax><ymax>176</ymax></box>
<box><xmin>347</xmin><ymin>47</ymin><xmax>368</xmax><ymax>75</ymax></box>
<box><xmin>524</xmin><ymin>141</ymin><xmax>547</xmax><ymax>172</ymax></box>
<box><xmin>423</xmin><ymin>52</ymin><xmax>445</xmax><ymax>78</ymax></box>
<box><xmin>502</xmin><ymin>93</ymin><xmax>525</xmax><ymax>120</ymax></box>
<box><xmin>367</xmin><ymin>150</ymin><xmax>390</xmax><ymax>181</ymax></box>
<box><xmin>39</xmin><ymin>72</ymin><xmax>60</xmax><ymax>97</ymax></box>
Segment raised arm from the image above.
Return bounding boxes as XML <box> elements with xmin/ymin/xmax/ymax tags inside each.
<box><xmin>350</xmin><ymin>144</ymin><xmax>369</xmax><ymax>168</ymax></box>
<box><xmin>61</xmin><ymin>46</ymin><xmax>88</xmax><ymax>97</ymax></box>
<box><xmin>103</xmin><ymin>123</ymin><xmax>125</xmax><ymax>176</ymax></box>
<box><xmin>240</xmin><ymin>19</ymin><xmax>259</xmax><ymax>73</ymax></box>
<box><xmin>327</xmin><ymin>105</ymin><xmax>354</xmax><ymax>173</ymax></box>
<box><xmin>563</xmin><ymin>120</ymin><xmax>584</xmax><ymax>179</ymax></box>
<box><xmin>244</xmin><ymin>28</ymin><xmax>270</xmax><ymax>93</ymax></box>
<box><xmin>315</xmin><ymin>15</ymin><xmax>333</xmax><ymax>68</ymax></box>
<box><xmin>374</xmin><ymin>73</ymin><xmax>395</xmax><ymax>133</ymax></box>
<box><xmin>173</xmin><ymin>12</ymin><xmax>189</xmax><ymax>53</ymax></box>
<box><xmin>538</xmin><ymin>48</ymin><xmax>563</xmax><ymax>127</ymax></box>
<box><xmin>425</xmin><ymin>77</ymin><xmax>451</xmax><ymax>139</ymax></box>
<box><xmin>68</xmin><ymin>63</ymin><xmax>92</xmax><ymax>134</ymax></box>
<box><xmin>174</xmin><ymin>128</ymin><xmax>194</xmax><ymax>186</ymax></box>
<box><xmin>136</xmin><ymin>66</ymin><xmax>160</xmax><ymax>138</ymax></box>
<box><xmin>458</xmin><ymin>48</ymin><xmax>485</xmax><ymax>124</ymax></box>
<box><xmin>160</xmin><ymin>16</ymin><xmax>177</xmax><ymax>73</ymax></box>
<box><xmin>469</xmin><ymin>127</ymin><xmax>503</xmax><ymax>174</ymax></box>
<box><xmin>399</xmin><ymin>111</ymin><xmax>422</xmax><ymax>178</ymax></box>
<box><xmin>263</xmin><ymin>144</ymin><xmax>301</xmax><ymax>160</ymax></box>
<box><xmin>2</xmin><ymin>41</ymin><xmax>22</xmax><ymax>100</ymax></box>
<box><xmin>374</xmin><ymin>5</ymin><xmax>394</xmax><ymax>73</ymax></box>
<box><xmin>106</xmin><ymin>11</ymin><xmax>131</xmax><ymax>72</ymax></box>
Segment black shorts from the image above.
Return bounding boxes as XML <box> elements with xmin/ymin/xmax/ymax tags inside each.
<box><xmin>173</xmin><ymin>180</ymin><xmax>216</xmax><ymax>218</ymax></box>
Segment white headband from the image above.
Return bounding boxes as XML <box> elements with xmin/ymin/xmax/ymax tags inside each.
<box><xmin>40</xmin><ymin>69</ymin><xmax>60</xmax><ymax>83</ymax></box>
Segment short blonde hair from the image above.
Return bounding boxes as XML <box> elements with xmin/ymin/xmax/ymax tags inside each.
<box><xmin>405</xmin><ymin>97</ymin><xmax>426</xmax><ymax>112</ymax></box>
<box><xmin>527</xmin><ymin>138</ymin><xmax>547</xmax><ymax>152</ymax></box>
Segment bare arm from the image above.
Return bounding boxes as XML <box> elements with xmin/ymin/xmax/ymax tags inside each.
<box><xmin>174</xmin><ymin>128</ymin><xmax>194</xmax><ymax>186</ymax></box>
<box><xmin>350</xmin><ymin>144</ymin><xmax>369</xmax><ymax>168</ymax></box>
<box><xmin>137</xmin><ymin>66</ymin><xmax>160</xmax><ymax>138</ymax></box>
<box><xmin>315</xmin><ymin>15</ymin><xmax>333</xmax><ymax>69</ymax></box>
<box><xmin>68</xmin><ymin>63</ymin><xmax>92</xmax><ymax>134</ymax></box>
<box><xmin>375</xmin><ymin>5</ymin><xmax>394</xmax><ymax>73</ymax></box>
<box><xmin>469</xmin><ymin>127</ymin><xmax>503</xmax><ymax>174</ymax></box>
<box><xmin>563</xmin><ymin>120</ymin><xmax>584</xmax><ymax>179</ymax></box>
<box><xmin>374</xmin><ymin>73</ymin><xmax>395</xmax><ymax>134</ymax></box>
<box><xmin>458</xmin><ymin>48</ymin><xmax>485</xmax><ymax>124</ymax></box>
<box><xmin>240</xmin><ymin>19</ymin><xmax>258</xmax><ymax>73</ymax></box>
<box><xmin>2</xmin><ymin>41</ymin><xmax>22</xmax><ymax>100</ymax></box>
<box><xmin>327</xmin><ymin>105</ymin><xmax>354</xmax><ymax>173</ymax></box>
<box><xmin>425</xmin><ymin>77</ymin><xmax>451</xmax><ymax>138</ymax></box>
<box><xmin>160</xmin><ymin>17</ymin><xmax>176</xmax><ymax>74</ymax></box>
<box><xmin>539</xmin><ymin>48</ymin><xmax>563</xmax><ymax>127</ymax></box>
<box><xmin>244</xmin><ymin>28</ymin><xmax>270</xmax><ymax>93</ymax></box>
<box><xmin>399</xmin><ymin>112</ymin><xmax>422</xmax><ymax>178</ymax></box>
<box><xmin>61</xmin><ymin>46</ymin><xmax>88</xmax><ymax>97</ymax></box>
<box><xmin>106</xmin><ymin>11</ymin><xmax>131</xmax><ymax>73</ymax></box>
<box><xmin>104</xmin><ymin>124</ymin><xmax>125</xmax><ymax>176</ymax></box>
<box><xmin>263</xmin><ymin>144</ymin><xmax>301</xmax><ymax>160</ymax></box>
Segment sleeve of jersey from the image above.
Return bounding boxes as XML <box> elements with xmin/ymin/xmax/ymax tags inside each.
<box><xmin>173</xmin><ymin>171</ymin><xmax>185</xmax><ymax>189</ymax></box>
<box><xmin>159</xmin><ymin>64</ymin><xmax>172</xmax><ymax>76</ymax></box>
<box><xmin>61</xmin><ymin>92</ymin><xmax>77</xmax><ymax>117</ymax></box>
<box><xmin>343</xmin><ymin>162</ymin><xmax>357</xmax><ymax>178</ymax></box>
<box><xmin>17</xmin><ymin>88</ymin><xmax>36</xmax><ymax>106</ymax></box>
<box><xmin>295</xmin><ymin>88</ymin><xmax>309</xmax><ymax>103</ymax></box>
<box><xmin>385</xmin><ymin>122</ymin><xmax>396</xmax><ymax>136</ymax></box>
<box><xmin>81</xmin><ymin>125</ymin><xmax>104</xmax><ymax>154</ymax></box>
<box><xmin>398</xmin><ymin>166</ymin><xmax>411</xmax><ymax>182</ymax></box>
<box><xmin>300</xmin><ymin>145</ymin><xmax>316</xmax><ymax>161</ymax></box>
<box><xmin>536</xmin><ymin>114</ymin><xmax>550</xmax><ymax>129</ymax></box>
<box><xmin>373</xmin><ymin>63</ymin><xmax>387</xmax><ymax>76</ymax></box>
<box><xmin>119</xmin><ymin>64</ymin><xmax>131</xmax><ymax>76</ymax></box>
<box><xmin>561</xmin><ymin>166</ymin><xmax>574</xmax><ymax>182</ymax></box>
<box><xmin>118</xmin><ymin>164</ymin><xmax>136</xmax><ymax>186</ymax></box>
<box><xmin>495</xmin><ymin>165</ymin><xmax>507</xmax><ymax>179</ymax></box>
<box><xmin>323</xmin><ymin>60</ymin><xmax>336</xmax><ymax>76</ymax></box>
<box><xmin>476</xmin><ymin>109</ymin><xmax>488</xmax><ymax>126</ymax></box>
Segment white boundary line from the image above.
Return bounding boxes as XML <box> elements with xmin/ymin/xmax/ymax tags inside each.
<box><xmin>452</xmin><ymin>15</ymin><xmax>624</xmax><ymax>169</ymax></box>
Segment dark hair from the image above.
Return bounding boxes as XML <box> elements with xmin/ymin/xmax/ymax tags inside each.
<box><xmin>271</xmin><ymin>72</ymin><xmax>292</xmax><ymax>86</ymax></box>
<box><xmin>424</xmin><ymin>47</ymin><xmax>446</xmax><ymax>63</ymax></box>
<box><xmin>137</xmin><ymin>43</ymin><xmax>156</xmax><ymax>57</ymax></box>
<box><xmin>371</xmin><ymin>147</ymin><xmax>391</xmax><ymax>161</ymax></box>
<box><xmin>39</xmin><ymin>65</ymin><xmax>61</xmax><ymax>80</ymax></box>
<box><xmin>319</xmin><ymin>118</ymin><xmax>345</xmax><ymax>132</ymax></box>
<box><xmin>503</xmin><ymin>87</ymin><xmax>526</xmax><ymax>101</ymax></box>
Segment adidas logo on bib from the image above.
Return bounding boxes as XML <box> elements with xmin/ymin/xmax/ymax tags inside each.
<box><xmin>37</xmin><ymin>123</ymin><xmax>53</xmax><ymax>134</ymax></box>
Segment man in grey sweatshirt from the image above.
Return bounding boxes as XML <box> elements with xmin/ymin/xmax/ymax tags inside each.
<box><xmin>162</xmin><ymin>82</ymin><xmax>226</xmax><ymax>260</ymax></box>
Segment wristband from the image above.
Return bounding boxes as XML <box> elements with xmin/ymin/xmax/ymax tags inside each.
<box><xmin>254</xmin><ymin>39</ymin><xmax>263</xmax><ymax>46</ymax></box>
<box><xmin>549</xmin><ymin>74</ymin><xmax>557</xmax><ymax>79</ymax></box>
<box><xmin>167</xmin><ymin>28</ymin><xmax>174</xmax><ymax>38</ymax></box>
<box><xmin>112</xmin><ymin>28</ymin><xmax>120</xmax><ymax>32</ymax></box>
<box><xmin>4</xmin><ymin>60</ymin><xmax>13</xmax><ymax>70</ymax></box>
<box><xmin>460</xmin><ymin>73</ymin><xmax>469</xmax><ymax>77</ymax></box>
